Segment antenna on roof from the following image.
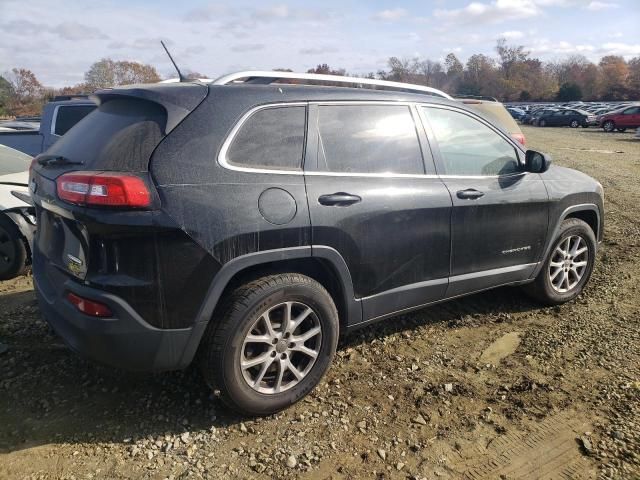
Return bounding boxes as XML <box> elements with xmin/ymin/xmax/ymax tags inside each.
<box><xmin>161</xmin><ymin>40</ymin><xmax>186</xmax><ymax>82</ymax></box>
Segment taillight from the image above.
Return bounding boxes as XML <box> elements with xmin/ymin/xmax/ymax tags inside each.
<box><xmin>56</xmin><ymin>172</ymin><xmax>151</xmax><ymax>208</ymax></box>
<box><xmin>512</xmin><ymin>133</ymin><xmax>526</xmax><ymax>146</ymax></box>
<box><xmin>66</xmin><ymin>292</ymin><xmax>113</xmax><ymax>317</ymax></box>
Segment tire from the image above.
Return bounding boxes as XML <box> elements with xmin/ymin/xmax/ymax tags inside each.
<box><xmin>539</xmin><ymin>119</ymin><xmax>546</xmax><ymax>127</ymax></box>
<box><xmin>526</xmin><ymin>218</ymin><xmax>596</xmax><ymax>306</ymax></box>
<box><xmin>570</xmin><ymin>120</ymin><xmax>579</xmax><ymax>128</ymax></box>
<box><xmin>616</xmin><ymin>128</ymin><xmax>626</xmax><ymax>132</ymax></box>
<box><xmin>0</xmin><ymin>214</ymin><xmax>28</xmax><ymax>281</ymax></box>
<box><xmin>603</xmin><ymin>120</ymin><xmax>615</xmax><ymax>132</ymax></box>
<box><xmin>199</xmin><ymin>273</ymin><xmax>339</xmax><ymax>415</ymax></box>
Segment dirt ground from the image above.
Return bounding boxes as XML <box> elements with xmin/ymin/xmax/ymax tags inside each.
<box><xmin>1</xmin><ymin>126</ymin><xmax>639</xmax><ymax>480</ymax></box>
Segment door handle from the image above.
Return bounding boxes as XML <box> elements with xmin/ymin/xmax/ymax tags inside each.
<box><xmin>456</xmin><ymin>188</ymin><xmax>485</xmax><ymax>200</ymax></box>
<box><xmin>318</xmin><ymin>192</ymin><xmax>362</xmax><ymax>206</ymax></box>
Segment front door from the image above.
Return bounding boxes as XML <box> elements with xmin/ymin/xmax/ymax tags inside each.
<box><xmin>420</xmin><ymin>105</ymin><xmax>549</xmax><ymax>297</ymax></box>
<box><xmin>304</xmin><ymin>103</ymin><xmax>452</xmax><ymax>323</ymax></box>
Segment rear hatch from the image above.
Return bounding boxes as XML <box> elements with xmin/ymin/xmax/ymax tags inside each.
<box><xmin>31</xmin><ymin>82</ymin><xmax>209</xmax><ymax>327</ymax></box>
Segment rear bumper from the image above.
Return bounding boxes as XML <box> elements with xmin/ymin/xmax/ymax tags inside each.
<box><xmin>34</xmin><ymin>256</ymin><xmax>206</xmax><ymax>372</ymax></box>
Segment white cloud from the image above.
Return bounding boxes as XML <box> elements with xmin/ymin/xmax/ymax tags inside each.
<box><xmin>434</xmin><ymin>0</ymin><xmax>541</xmax><ymax>25</ymax></box>
<box><xmin>586</xmin><ymin>1</ymin><xmax>619</xmax><ymax>11</ymax></box>
<box><xmin>500</xmin><ymin>30</ymin><xmax>525</xmax><ymax>39</ymax></box>
<box><xmin>372</xmin><ymin>8</ymin><xmax>408</xmax><ymax>21</ymax></box>
<box><xmin>599</xmin><ymin>42</ymin><xmax>640</xmax><ymax>56</ymax></box>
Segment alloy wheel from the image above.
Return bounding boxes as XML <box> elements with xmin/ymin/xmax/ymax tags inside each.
<box><xmin>240</xmin><ymin>301</ymin><xmax>322</xmax><ymax>394</ymax></box>
<box><xmin>548</xmin><ymin>235</ymin><xmax>589</xmax><ymax>293</ymax></box>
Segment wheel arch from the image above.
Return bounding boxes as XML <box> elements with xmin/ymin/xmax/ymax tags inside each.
<box><xmin>179</xmin><ymin>246</ymin><xmax>361</xmax><ymax>367</ymax></box>
<box><xmin>530</xmin><ymin>203</ymin><xmax>601</xmax><ymax>280</ymax></box>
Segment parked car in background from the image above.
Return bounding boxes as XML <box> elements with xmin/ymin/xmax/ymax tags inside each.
<box><xmin>598</xmin><ymin>105</ymin><xmax>640</xmax><ymax>132</ymax></box>
<box><xmin>0</xmin><ymin>97</ymin><xmax>95</xmax><ymax>156</ymax></box>
<box><xmin>30</xmin><ymin>71</ymin><xmax>603</xmax><ymax>415</ymax></box>
<box><xmin>0</xmin><ymin>144</ymin><xmax>35</xmax><ymax>280</ymax></box>
<box><xmin>456</xmin><ymin>96</ymin><xmax>526</xmax><ymax>145</ymax></box>
<box><xmin>535</xmin><ymin>109</ymin><xmax>595</xmax><ymax>128</ymax></box>
<box><xmin>507</xmin><ymin>107</ymin><xmax>526</xmax><ymax>121</ymax></box>
<box><xmin>528</xmin><ymin>108</ymin><xmax>560</xmax><ymax>125</ymax></box>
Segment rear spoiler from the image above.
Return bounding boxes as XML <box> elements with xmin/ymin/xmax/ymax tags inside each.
<box><xmin>90</xmin><ymin>82</ymin><xmax>208</xmax><ymax>134</ymax></box>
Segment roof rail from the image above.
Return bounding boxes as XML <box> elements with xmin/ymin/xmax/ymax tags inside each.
<box><xmin>211</xmin><ymin>71</ymin><xmax>453</xmax><ymax>100</ymax></box>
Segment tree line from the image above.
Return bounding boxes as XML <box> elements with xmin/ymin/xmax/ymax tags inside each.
<box><xmin>1</xmin><ymin>39</ymin><xmax>639</xmax><ymax>117</ymax></box>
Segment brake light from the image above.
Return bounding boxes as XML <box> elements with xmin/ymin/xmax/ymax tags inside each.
<box><xmin>56</xmin><ymin>172</ymin><xmax>151</xmax><ymax>208</ymax></box>
<box><xmin>511</xmin><ymin>133</ymin><xmax>526</xmax><ymax>146</ymax></box>
<box><xmin>66</xmin><ymin>292</ymin><xmax>113</xmax><ymax>317</ymax></box>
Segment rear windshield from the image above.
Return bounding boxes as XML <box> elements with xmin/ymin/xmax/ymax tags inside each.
<box><xmin>0</xmin><ymin>144</ymin><xmax>32</xmax><ymax>175</ymax></box>
<box><xmin>45</xmin><ymin>98</ymin><xmax>166</xmax><ymax>171</ymax></box>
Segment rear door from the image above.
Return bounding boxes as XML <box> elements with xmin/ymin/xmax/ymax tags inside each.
<box><xmin>304</xmin><ymin>102</ymin><xmax>452</xmax><ymax>323</ymax></box>
<box><xmin>420</xmin><ymin>105</ymin><xmax>549</xmax><ymax>297</ymax></box>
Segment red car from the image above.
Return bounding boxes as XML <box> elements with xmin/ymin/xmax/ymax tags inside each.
<box><xmin>598</xmin><ymin>105</ymin><xmax>640</xmax><ymax>132</ymax></box>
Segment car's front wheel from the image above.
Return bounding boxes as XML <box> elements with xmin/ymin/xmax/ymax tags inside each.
<box><xmin>0</xmin><ymin>214</ymin><xmax>28</xmax><ymax>281</ymax></box>
<box><xmin>616</xmin><ymin>128</ymin><xmax>627</xmax><ymax>132</ymax></box>
<box><xmin>526</xmin><ymin>218</ymin><xmax>596</xmax><ymax>305</ymax></box>
<box><xmin>603</xmin><ymin>120</ymin><xmax>615</xmax><ymax>132</ymax></box>
<box><xmin>199</xmin><ymin>273</ymin><xmax>339</xmax><ymax>415</ymax></box>
<box><xmin>570</xmin><ymin>120</ymin><xmax>579</xmax><ymax>128</ymax></box>
<box><xmin>539</xmin><ymin>119</ymin><xmax>546</xmax><ymax>127</ymax></box>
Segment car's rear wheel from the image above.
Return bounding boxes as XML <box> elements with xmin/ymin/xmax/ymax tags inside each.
<box><xmin>199</xmin><ymin>273</ymin><xmax>339</xmax><ymax>415</ymax></box>
<box><xmin>570</xmin><ymin>120</ymin><xmax>579</xmax><ymax>128</ymax></box>
<box><xmin>526</xmin><ymin>218</ymin><xmax>596</xmax><ymax>305</ymax></box>
<box><xmin>603</xmin><ymin>120</ymin><xmax>615</xmax><ymax>132</ymax></box>
<box><xmin>0</xmin><ymin>215</ymin><xmax>28</xmax><ymax>281</ymax></box>
<box><xmin>616</xmin><ymin>128</ymin><xmax>627</xmax><ymax>132</ymax></box>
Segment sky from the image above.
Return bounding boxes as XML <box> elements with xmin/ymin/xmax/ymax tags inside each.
<box><xmin>0</xmin><ymin>0</ymin><xmax>639</xmax><ymax>88</ymax></box>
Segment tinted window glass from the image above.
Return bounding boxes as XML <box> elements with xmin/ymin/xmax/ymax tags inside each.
<box><xmin>54</xmin><ymin>105</ymin><xmax>96</xmax><ymax>136</ymax></box>
<box><xmin>423</xmin><ymin>107</ymin><xmax>519</xmax><ymax>176</ymax></box>
<box><xmin>227</xmin><ymin>106</ymin><xmax>306</xmax><ymax>170</ymax></box>
<box><xmin>624</xmin><ymin>107</ymin><xmax>639</xmax><ymax>114</ymax></box>
<box><xmin>316</xmin><ymin>105</ymin><xmax>423</xmax><ymax>174</ymax></box>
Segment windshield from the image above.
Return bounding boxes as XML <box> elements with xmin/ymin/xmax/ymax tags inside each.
<box><xmin>0</xmin><ymin>144</ymin><xmax>32</xmax><ymax>175</ymax></box>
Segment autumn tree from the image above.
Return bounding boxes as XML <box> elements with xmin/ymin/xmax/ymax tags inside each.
<box><xmin>599</xmin><ymin>55</ymin><xmax>630</xmax><ymax>99</ymax></box>
<box><xmin>307</xmin><ymin>64</ymin><xmax>346</xmax><ymax>76</ymax></box>
<box><xmin>557</xmin><ymin>82</ymin><xmax>583</xmax><ymax>101</ymax></box>
<box><xmin>84</xmin><ymin>59</ymin><xmax>161</xmax><ymax>90</ymax></box>
<box><xmin>4</xmin><ymin>68</ymin><xmax>46</xmax><ymax>116</ymax></box>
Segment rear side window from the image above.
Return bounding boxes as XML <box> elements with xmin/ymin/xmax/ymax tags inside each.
<box><xmin>423</xmin><ymin>107</ymin><xmax>519</xmax><ymax>176</ymax></box>
<box><xmin>316</xmin><ymin>104</ymin><xmax>423</xmax><ymax>175</ymax></box>
<box><xmin>227</xmin><ymin>106</ymin><xmax>306</xmax><ymax>170</ymax></box>
<box><xmin>53</xmin><ymin>105</ymin><xmax>96</xmax><ymax>136</ymax></box>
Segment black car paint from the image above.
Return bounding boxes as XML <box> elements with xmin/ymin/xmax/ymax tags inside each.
<box><xmin>30</xmin><ymin>82</ymin><xmax>604</xmax><ymax>372</ymax></box>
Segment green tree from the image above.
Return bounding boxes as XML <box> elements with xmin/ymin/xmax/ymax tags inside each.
<box><xmin>0</xmin><ymin>76</ymin><xmax>14</xmax><ymax>116</ymax></box>
<box><xmin>556</xmin><ymin>82</ymin><xmax>583</xmax><ymax>101</ymax></box>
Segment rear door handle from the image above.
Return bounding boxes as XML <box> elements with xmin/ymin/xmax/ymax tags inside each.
<box><xmin>318</xmin><ymin>192</ymin><xmax>362</xmax><ymax>206</ymax></box>
<box><xmin>456</xmin><ymin>188</ymin><xmax>485</xmax><ymax>200</ymax></box>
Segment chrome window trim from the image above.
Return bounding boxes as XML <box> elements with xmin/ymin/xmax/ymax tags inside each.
<box><xmin>50</xmin><ymin>104</ymin><xmax>61</xmax><ymax>137</ymax></box>
<box><xmin>218</xmin><ymin>102</ymin><xmax>308</xmax><ymax>176</ymax></box>
<box><xmin>218</xmin><ymin>100</ymin><xmax>528</xmax><ymax>179</ymax></box>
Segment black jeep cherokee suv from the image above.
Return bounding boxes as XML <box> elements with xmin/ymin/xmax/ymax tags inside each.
<box><xmin>30</xmin><ymin>75</ymin><xmax>604</xmax><ymax>415</ymax></box>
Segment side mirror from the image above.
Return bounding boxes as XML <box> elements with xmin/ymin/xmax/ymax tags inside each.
<box><xmin>525</xmin><ymin>150</ymin><xmax>552</xmax><ymax>173</ymax></box>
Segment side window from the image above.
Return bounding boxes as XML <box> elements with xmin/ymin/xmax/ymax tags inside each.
<box><xmin>423</xmin><ymin>107</ymin><xmax>520</xmax><ymax>176</ymax></box>
<box><xmin>53</xmin><ymin>105</ymin><xmax>96</xmax><ymax>136</ymax></box>
<box><xmin>624</xmin><ymin>107</ymin><xmax>638</xmax><ymax>115</ymax></box>
<box><xmin>316</xmin><ymin>105</ymin><xmax>424</xmax><ymax>174</ymax></box>
<box><xmin>226</xmin><ymin>106</ymin><xmax>306</xmax><ymax>170</ymax></box>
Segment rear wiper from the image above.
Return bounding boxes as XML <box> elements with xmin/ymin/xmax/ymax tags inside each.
<box><xmin>36</xmin><ymin>155</ymin><xmax>83</xmax><ymax>167</ymax></box>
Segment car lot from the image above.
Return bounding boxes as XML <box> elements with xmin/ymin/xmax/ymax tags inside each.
<box><xmin>0</xmin><ymin>126</ymin><xmax>639</xmax><ymax>479</ymax></box>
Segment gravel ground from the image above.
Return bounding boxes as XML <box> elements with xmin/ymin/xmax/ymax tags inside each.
<box><xmin>1</xmin><ymin>126</ymin><xmax>639</xmax><ymax>480</ymax></box>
